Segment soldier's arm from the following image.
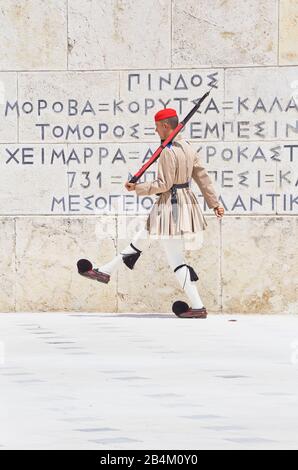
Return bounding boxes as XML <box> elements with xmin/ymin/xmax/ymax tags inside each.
<box><xmin>191</xmin><ymin>152</ymin><xmax>220</xmax><ymax>209</ymax></box>
<box><xmin>135</xmin><ymin>148</ymin><xmax>176</xmax><ymax>196</ymax></box>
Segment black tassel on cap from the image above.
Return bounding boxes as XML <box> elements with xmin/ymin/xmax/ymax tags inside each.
<box><xmin>174</xmin><ymin>263</ymin><xmax>199</xmax><ymax>281</ymax></box>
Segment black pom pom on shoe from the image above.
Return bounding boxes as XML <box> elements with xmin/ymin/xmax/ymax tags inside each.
<box><xmin>77</xmin><ymin>259</ymin><xmax>93</xmax><ymax>273</ymax></box>
<box><xmin>172</xmin><ymin>300</ymin><xmax>189</xmax><ymax>317</ymax></box>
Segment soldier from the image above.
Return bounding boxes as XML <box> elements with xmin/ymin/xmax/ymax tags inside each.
<box><xmin>79</xmin><ymin>108</ymin><xmax>224</xmax><ymax>318</ymax></box>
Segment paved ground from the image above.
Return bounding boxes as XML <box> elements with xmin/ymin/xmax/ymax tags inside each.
<box><xmin>0</xmin><ymin>312</ymin><xmax>297</xmax><ymax>450</ymax></box>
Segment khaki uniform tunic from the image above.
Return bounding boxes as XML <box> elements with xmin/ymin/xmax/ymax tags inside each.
<box><xmin>135</xmin><ymin>133</ymin><xmax>220</xmax><ymax>250</ymax></box>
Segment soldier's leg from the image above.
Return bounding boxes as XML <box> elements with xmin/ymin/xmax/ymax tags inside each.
<box><xmin>161</xmin><ymin>237</ymin><xmax>204</xmax><ymax>309</ymax></box>
<box><xmin>97</xmin><ymin>227</ymin><xmax>149</xmax><ymax>276</ymax></box>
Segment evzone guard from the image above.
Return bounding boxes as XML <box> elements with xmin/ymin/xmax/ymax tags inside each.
<box><xmin>77</xmin><ymin>103</ymin><xmax>224</xmax><ymax>318</ymax></box>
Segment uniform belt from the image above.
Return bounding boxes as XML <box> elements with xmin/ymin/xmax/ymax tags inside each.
<box><xmin>170</xmin><ymin>182</ymin><xmax>189</xmax><ymax>224</ymax></box>
<box><xmin>171</xmin><ymin>182</ymin><xmax>190</xmax><ymax>191</ymax></box>
<box><xmin>156</xmin><ymin>182</ymin><xmax>189</xmax><ymax>197</ymax></box>
<box><xmin>156</xmin><ymin>182</ymin><xmax>189</xmax><ymax>224</ymax></box>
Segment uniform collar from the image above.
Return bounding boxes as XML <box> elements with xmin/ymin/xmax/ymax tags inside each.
<box><xmin>162</xmin><ymin>133</ymin><xmax>183</xmax><ymax>147</ymax></box>
<box><xmin>171</xmin><ymin>133</ymin><xmax>183</xmax><ymax>143</ymax></box>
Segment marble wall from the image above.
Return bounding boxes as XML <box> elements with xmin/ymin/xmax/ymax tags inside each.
<box><xmin>0</xmin><ymin>0</ymin><xmax>297</xmax><ymax>313</ymax></box>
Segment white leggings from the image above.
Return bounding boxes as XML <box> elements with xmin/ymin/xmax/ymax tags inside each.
<box><xmin>98</xmin><ymin>227</ymin><xmax>204</xmax><ymax>309</ymax></box>
<box><xmin>160</xmin><ymin>237</ymin><xmax>204</xmax><ymax>309</ymax></box>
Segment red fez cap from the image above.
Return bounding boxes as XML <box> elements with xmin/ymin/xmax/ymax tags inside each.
<box><xmin>154</xmin><ymin>108</ymin><xmax>177</xmax><ymax>122</ymax></box>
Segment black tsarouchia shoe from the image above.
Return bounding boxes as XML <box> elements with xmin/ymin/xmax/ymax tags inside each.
<box><xmin>172</xmin><ymin>300</ymin><xmax>208</xmax><ymax>318</ymax></box>
<box><xmin>77</xmin><ymin>259</ymin><xmax>110</xmax><ymax>284</ymax></box>
<box><xmin>178</xmin><ymin>307</ymin><xmax>208</xmax><ymax>319</ymax></box>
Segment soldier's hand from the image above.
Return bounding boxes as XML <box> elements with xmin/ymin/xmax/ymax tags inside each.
<box><xmin>213</xmin><ymin>205</ymin><xmax>224</xmax><ymax>218</ymax></box>
<box><xmin>125</xmin><ymin>181</ymin><xmax>136</xmax><ymax>191</ymax></box>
